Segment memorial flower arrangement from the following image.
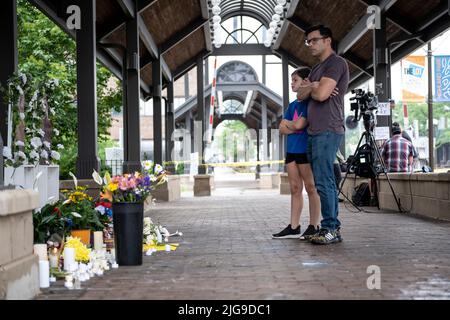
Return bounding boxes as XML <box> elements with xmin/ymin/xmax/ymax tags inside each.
<box><xmin>1</xmin><ymin>72</ymin><xmax>63</xmax><ymax>167</ymax></box>
<box><xmin>93</xmin><ymin>162</ymin><xmax>167</xmax><ymax>204</ymax></box>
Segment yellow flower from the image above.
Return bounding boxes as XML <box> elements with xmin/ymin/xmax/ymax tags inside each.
<box><xmin>107</xmin><ymin>183</ymin><xmax>118</xmax><ymax>192</ymax></box>
<box><xmin>64</xmin><ymin>236</ymin><xmax>91</xmax><ymax>263</ymax></box>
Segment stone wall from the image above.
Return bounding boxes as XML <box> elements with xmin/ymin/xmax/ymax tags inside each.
<box><xmin>341</xmin><ymin>173</ymin><xmax>450</xmax><ymax>221</ymax></box>
<box><xmin>0</xmin><ymin>189</ymin><xmax>40</xmax><ymax>299</ymax></box>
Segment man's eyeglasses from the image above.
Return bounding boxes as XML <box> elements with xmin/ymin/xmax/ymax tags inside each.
<box><xmin>305</xmin><ymin>37</ymin><xmax>327</xmax><ymax>46</ymax></box>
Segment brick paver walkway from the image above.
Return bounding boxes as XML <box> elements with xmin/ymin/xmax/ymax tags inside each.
<box><xmin>36</xmin><ymin>181</ymin><xmax>450</xmax><ymax>300</ymax></box>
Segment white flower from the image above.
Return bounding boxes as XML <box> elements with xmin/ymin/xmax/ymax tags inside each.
<box><xmin>154</xmin><ymin>164</ymin><xmax>163</xmax><ymax>174</ymax></box>
<box><xmin>143</xmin><ymin>217</ymin><xmax>153</xmax><ymax>225</ymax></box>
<box><xmin>30</xmin><ymin>137</ymin><xmax>42</xmax><ymax>149</ymax></box>
<box><xmin>50</xmin><ymin>150</ymin><xmax>60</xmax><ymax>160</ymax></box>
<box><xmin>16</xmin><ymin>85</ymin><xmax>24</xmax><ymax>96</ymax></box>
<box><xmin>150</xmin><ymin>175</ymin><xmax>157</xmax><ymax>182</ymax></box>
<box><xmin>57</xmin><ymin>144</ymin><xmax>64</xmax><ymax>150</ymax></box>
<box><xmin>92</xmin><ymin>170</ymin><xmax>103</xmax><ymax>185</ymax></box>
<box><xmin>53</xmin><ymin>79</ymin><xmax>59</xmax><ymax>86</ymax></box>
<box><xmin>29</xmin><ymin>150</ymin><xmax>39</xmax><ymax>159</ymax></box>
<box><xmin>25</xmin><ymin>127</ymin><xmax>31</xmax><ymax>133</ymax></box>
<box><xmin>38</xmin><ymin>129</ymin><xmax>45</xmax><ymax>137</ymax></box>
<box><xmin>49</xmin><ymin>108</ymin><xmax>55</xmax><ymax>116</ymax></box>
<box><xmin>43</xmin><ymin>141</ymin><xmax>51</xmax><ymax>149</ymax></box>
<box><xmin>16</xmin><ymin>151</ymin><xmax>26</xmax><ymax>159</ymax></box>
<box><xmin>53</xmin><ymin>128</ymin><xmax>59</xmax><ymax>136</ymax></box>
<box><xmin>32</xmin><ymin>112</ymin><xmax>38</xmax><ymax>119</ymax></box>
<box><xmin>95</xmin><ymin>206</ymin><xmax>106</xmax><ymax>215</ymax></box>
<box><xmin>70</xmin><ymin>212</ymin><xmax>82</xmax><ymax>218</ymax></box>
<box><xmin>19</xmin><ymin>113</ymin><xmax>25</xmax><ymax>120</ymax></box>
<box><xmin>3</xmin><ymin>147</ymin><xmax>12</xmax><ymax>159</ymax></box>
<box><xmin>143</xmin><ymin>160</ymin><xmax>153</xmax><ymax>171</ymax></box>
<box><xmin>20</xmin><ymin>73</ymin><xmax>27</xmax><ymax>85</ymax></box>
<box><xmin>14</xmin><ymin>140</ymin><xmax>25</xmax><ymax>147</ymax></box>
<box><xmin>40</xmin><ymin>150</ymin><xmax>48</xmax><ymax>159</ymax></box>
<box><xmin>145</xmin><ymin>235</ymin><xmax>154</xmax><ymax>245</ymax></box>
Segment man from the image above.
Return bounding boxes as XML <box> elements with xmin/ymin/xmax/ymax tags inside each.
<box><xmin>382</xmin><ymin>122</ymin><xmax>414</xmax><ymax>173</ymax></box>
<box><xmin>290</xmin><ymin>25</ymin><xmax>349</xmax><ymax>245</ymax></box>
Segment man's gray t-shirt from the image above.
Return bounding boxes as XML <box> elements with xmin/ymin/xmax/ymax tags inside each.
<box><xmin>307</xmin><ymin>53</ymin><xmax>349</xmax><ymax>135</ymax></box>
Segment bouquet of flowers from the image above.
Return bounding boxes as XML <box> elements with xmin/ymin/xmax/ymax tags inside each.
<box><xmin>93</xmin><ymin>162</ymin><xmax>167</xmax><ymax>204</ymax></box>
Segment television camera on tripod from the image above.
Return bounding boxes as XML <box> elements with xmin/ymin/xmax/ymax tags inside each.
<box><xmin>339</xmin><ymin>89</ymin><xmax>402</xmax><ymax>212</ymax></box>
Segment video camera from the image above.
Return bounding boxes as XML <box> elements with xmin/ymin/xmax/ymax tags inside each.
<box><xmin>349</xmin><ymin>89</ymin><xmax>379</xmax><ymax>132</ymax></box>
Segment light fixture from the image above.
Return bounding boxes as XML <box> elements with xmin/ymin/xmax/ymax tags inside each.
<box><xmin>264</xmin><ymin>40</ymin><xmax>272</xmax><ymax>47</ymax></box>
<box><xmin>213</xmin><ymin>22</ymin><xmax>221</xmax><ymax>30</ymax></box>
<box><xmin>211</xmin><ymin>0</ymin><xmax>221</xmax><ymax>5</ymax></box>
<box><xmin>272</xmin><ymin>14</ymin><xmax>281</xmax><ymax>23</ymax></box>
<box><xmin>212</xmin><ymin>5</ymin><xmax>221</xmax><ymax>15</ymax></box>
<box><xmin>274</xmin><ymin>4</ymin><xmax>284</xmax><ymax>14</ymax></box>
<box><xmin>269</xmin><ymin>21</ymin><xmax>278</xmax><ymax>29</ymax></box>
<box><xmin>212</xmin><ymin>15</ymin><xmax>221</xmax><ymax>24</ymax></box>
<box><xmin>277</xmin><ymin>0</ymin><xmax>287</xmax><ymax>6</ymax></box>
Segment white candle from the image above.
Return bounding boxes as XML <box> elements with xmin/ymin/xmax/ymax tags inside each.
<box><xmin>112</xmin><ymin>262</ymin><xmax>119</xmax><ymax>269</ymax></box>
<box><xmin>145</xmin><ymin>250</ymin><xmax>152</xmax><ymax>256</ymax></box>
<box><xmin>33</xmin><ymin>244</ymin><xmax>48</xmax><ymax>261</ymax></box>
<box><xmin>49</xmin><ymin>248</ymin><xmax>59</xmax><ymax>268</ymax></box>
<box><xmin>63</xmin><ymin>248</ymin><xmax>75</xmax><ymax>271</ymax></box>
<box><xmin>38</xmin><ymin>260</ymin><xmax>50</xmax><ymax>288</ymax></box>
<box><xmin>93</xmin><ymin>231</ymin><xmax>103</xmax><ymax>251</ymax></box>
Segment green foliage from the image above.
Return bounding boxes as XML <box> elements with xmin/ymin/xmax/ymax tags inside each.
<box><xmin>33</xmin><ymin>203</ymin><xmax>66</xmax><ymax>244</ymax></box>
<box><xmin>16</xmin><ymin>0</ymin><xmax>123</xmax><ymax>177</ymax></box>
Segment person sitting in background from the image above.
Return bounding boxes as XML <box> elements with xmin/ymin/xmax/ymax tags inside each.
<box><xmin>381</xmin><ymin>122</ymin><xmax>414</xmax><ymax>173</ymax></box>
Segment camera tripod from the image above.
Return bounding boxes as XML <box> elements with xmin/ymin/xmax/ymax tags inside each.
<box><xmin>338</xmin><ymin>128</ymin><xmax>403</xmax><ymax>213</ymax></box>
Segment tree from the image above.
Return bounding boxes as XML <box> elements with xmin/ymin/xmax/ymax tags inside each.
<box><xmin>17</xmin><ymin>0</ymin><xmax>122</xmax><ymax>178</ymax></box>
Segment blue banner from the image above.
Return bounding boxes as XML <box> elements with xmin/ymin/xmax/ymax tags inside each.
<box><xmin>434</xmin><ymin>55</ymin><xmax>450</xmax><ymax>102</ymax></box>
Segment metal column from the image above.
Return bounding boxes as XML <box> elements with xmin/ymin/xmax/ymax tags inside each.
<box><xmin>427</xmin><ymin>42</ymin><xmax>434</xmax><ymax>171</ymax></box>
<box><xmin>165</xmin><ymin>80</ymin><xmax>175</xmax><ymax>172</ymax></box>
<box><xmin>75</xmin><ymin>0</ymin><xmax>100</xmax><ymax>178</ymax></box>
<box><xmin>261</xmin><ymin>97</ymin><xmax>268</xmax><ymax>172</ymax></box>
<box><xmin>153</xmin><ymin>56</ymin><xmax>163</xmax><ymax>165</ymax></box>
<box><xmin>122</xmin><ymin>5</ymin><xmax>142</xmax><ymax>173</ymax></box>
<box><xmin>0</xmin><ymin>0</ymin><xmax>18</xmax><ymax>143</ymax></box>
<box><xmin>196</xmin><ymin>56</ymin><xmax>206</xmax><ymax>174</ymax></box>
<box><xmin>373</xmin><ymin>12</ymin><xmax>391</xmax><ymax>129</ymax></box>
<box><xmin>281</xmin><ymin>54</ymin><xmax>290</xmax><ymax>170</ymax></box>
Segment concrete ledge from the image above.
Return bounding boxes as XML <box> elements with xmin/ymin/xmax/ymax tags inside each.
<box><xmin>0</xmin><ymin>189</ymin><xmax>39</xmax><ymax>217</ymax></box>
<box><xmin>342</xmin><ymin>173</ymin><xmax>450</xmax><ymax>221</ymax></box>
<box><xmin>272</xmin><ymin>173</ymin><xmax>281</xmax><ymax>189</ymax></box>
<box><xmin>194</xmin><ymin>175</ymin><xmax>212</xmax><ymax>197</ymax></box>
<box><xmin>258</xmin><ymin>173</ymin><xmax>273</xmax><ymax>189</ymax></box>
<box><xmin>0</xmin><ymin>254</ymin><xmax>39</xmax><ymax>300</ymax></box>
<box><xmin>0</xmin><ymin>189</ymin><xmax>40</xmax><ymax>300</ymax></box>
<box><xmin>151</xmin><ymin>175</ymin><xmax>181</xmax><ymax>202</ymax></box>
<box><xmin>280</xmin><ymin>173</ymin><xmax>290</xmax><ymax>195</ymax></box>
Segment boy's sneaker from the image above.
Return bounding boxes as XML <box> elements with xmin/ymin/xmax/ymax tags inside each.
<box><xmin>272</xmin><ymin>224</ymin><xmax>301</xmax><ymax>239</ymax></box>
<box><xmin>310</xmin><ymin>228</ymin><xmax>339</xmax><ymax>245</ymax></box>
<box><xmin>299</xmin><ymin>225</ymin><xmax>319</xmax><ymax>241</ymax></box>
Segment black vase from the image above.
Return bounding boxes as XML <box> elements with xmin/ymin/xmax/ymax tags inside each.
<box><xmin>112</xmin><ymin>202</ymin><xmax>144</xmax><ymax>266</ymax></box>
